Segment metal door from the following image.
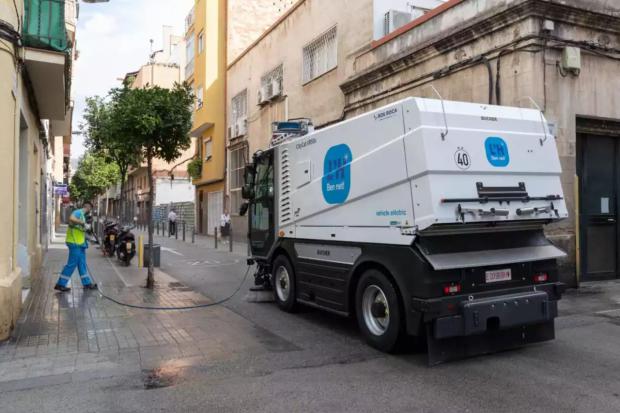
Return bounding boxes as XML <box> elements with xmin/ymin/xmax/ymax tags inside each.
<box><xmin>207</xmin><ymin>191</ymin><xmax>223</xmax><ymax>236</ymax></box>
<box><xmin>579</xmin><ymin>133</ymin><xmax>618</xmax><ymax>279</ymax></box>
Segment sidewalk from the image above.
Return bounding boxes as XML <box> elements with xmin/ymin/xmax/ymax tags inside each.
<box><xmin>0</xmin><ymin>230</ymin><xmax>280</xmax><ymax>393</ymax></box>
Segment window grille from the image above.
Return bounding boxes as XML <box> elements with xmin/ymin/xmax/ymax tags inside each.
<box><xmin>302</xmin><ymin>26</ymin><xmax>337</xmax><ymax>84</ymax></box>
<box><xmin>230</xmin><ymin>145</ymin><xmax>248</xmax><ymax>215</ymax></box>
<box><xmin>204</xmin><ymin>139</ymin><xmax>212</xmax><ymax>161</ymax></box>
<box><xmin>185</xmin><ymin>35</ymin><xmax>195</xmax><ymax>78</ymax></box>
<box><xmin>196</xmin><ymin>86</ymin><xmax>203</xmax><ymax>110</ymax></box>
<box><xmin>198</xmin><ymin>31</ymin><xmax>205</xmax><ymax>54</ymax></box>
<box><xmin>260</xmin><ymin>64</ymin><xmax>284</xmax><ymax>100</ymax></box>
<box><xmin>231</xmin><ymin>90</ymin><xmax>248</xmax><ymax>126</ymax></box>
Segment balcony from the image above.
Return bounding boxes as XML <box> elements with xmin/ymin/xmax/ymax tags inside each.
<box><xmin>22</xmin><ymin>0</ymin><xmax>70</xmax><ymax>121</ymax></box>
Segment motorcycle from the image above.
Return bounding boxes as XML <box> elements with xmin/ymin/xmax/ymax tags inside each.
<box><xmin>103</xmin><ymin>220</ymin><xmax>119</xmax><ymax>257</ymax></box>
<box><xmin>116</xmin><ymin>224</ymin><xmax>136</xmax><ymax>266</ymax></box>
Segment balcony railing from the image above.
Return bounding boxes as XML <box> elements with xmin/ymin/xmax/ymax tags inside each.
<box><xmin>23</xmin><ymin>0</ymin><xmax>70</xmax><ymax>52</ymax></box>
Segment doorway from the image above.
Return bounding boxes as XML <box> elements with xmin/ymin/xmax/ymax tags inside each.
<box><xmin>577</xmin><ymin>118</ymin><xmax>620</xmax><ymax>280</ymax></box>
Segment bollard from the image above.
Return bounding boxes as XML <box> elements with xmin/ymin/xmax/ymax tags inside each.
<box><xmin>229</xmin><ymin>226</ymin><xmax>233</xmax><ymax>252</ymax></box>
<box><xmin>182</xmin><ymin>221</ymin><xmax>186</xmax><ymax>242</ymax></box>
<box><xmin>214</xmin><ymin>226</ymin><xmax>218</xmax><ymax>249</ymax></box>
<box><xmin>192</xmin><ymin>227</ymin><xmax>195</xmax><ymax>243</ymax></box>
<box><xmin>138</xmin><ymin>235</ymin><xmax>144</xmax><ymax>268</ymax></box>
<box><xmin>157</xmin><ymin>221</ymin><xmax>159</xmax><ymax>235</ymax></box>
<box><xmin>175</xmin><ymin>222</ymin><xmax>178</xmax><ymax>239</ymax></box>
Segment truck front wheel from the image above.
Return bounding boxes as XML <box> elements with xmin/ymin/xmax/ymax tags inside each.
<box><xmin>355</xmin><ymin>269</ymin><xmax>404</xmax><ymax>352</ymax></box>
<box><xmin>272</xmin><ymin>255</ymin><xmax>297</xmax><ymax>312</ymax></box>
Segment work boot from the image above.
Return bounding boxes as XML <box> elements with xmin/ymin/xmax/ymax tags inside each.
<box><xmin>83</xmin><ymin>283</ymin><xmax>98</xmax><ymax>290</ymax></box>
<box><xmin>54</xmin><ymin>284</ymin><xmax>71</xmax><ymax>293</ymax></box>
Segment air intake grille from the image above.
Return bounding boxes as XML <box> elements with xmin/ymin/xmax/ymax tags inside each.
<box><xmin>279</xmin><ymin>148</ymin><xmax>292</xmax><ymax>225</ymax></box>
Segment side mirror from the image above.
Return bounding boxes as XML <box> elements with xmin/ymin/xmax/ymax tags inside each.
<box><xmin>244</xmin><ymin>164</ymin><xmax>256</xmax><ymax>185</ymax></box>
<box><xmin>241</xmin><ymin>184</ymin><xmax>255</xmax><ymax>200</ymax></box>
<box><xmin>239</xmin><ymin>202</ymin><xmax>249</xmax><ymax>216</ymax></box>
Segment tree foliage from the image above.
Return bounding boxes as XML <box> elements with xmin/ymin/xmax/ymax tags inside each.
<box><xmin>81</xmin><ymin>81</ymin><xmax>193</xmax><ymax>287</ymax></box>
<box><xmin>69</xmin><ymin>152</ymin><xmax>119</xmax><ymax>203</ymax></box>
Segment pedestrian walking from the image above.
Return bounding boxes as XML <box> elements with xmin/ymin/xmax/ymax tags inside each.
<box><xmin>168</xmin><ymin>208</ymin><xmax>178</xmax><ymax>236</ymax></box>
<box><xmin>55</xmin><ymin>201</ymin><xmax>97</xmax><ymax>292</ymax></box>
<box><xmin>220</xmin><ymin>209</ymin><xmax>231</xmax><ymax>244</ymax></box>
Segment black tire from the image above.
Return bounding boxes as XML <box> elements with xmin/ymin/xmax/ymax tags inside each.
<box><xmin>272</xmin><ymin>255</ymin><xmax>297</xmax><ymax>312</ymax></box>
<box><xmin>355</xmin><ymin>269</ymin><xmax>404</xmax><ymax>353</ymax></box>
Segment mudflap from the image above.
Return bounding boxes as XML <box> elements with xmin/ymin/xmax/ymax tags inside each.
<box><xmin>425</xmin><ymin>320</ymin><xmax>555</xmax><ymax>366</ymax></box>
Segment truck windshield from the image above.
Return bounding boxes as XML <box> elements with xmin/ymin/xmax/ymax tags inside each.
<box><xmin>250</xmin><ymin>151</ymin><xmax>275</xmax><ymax>256</ymax></box>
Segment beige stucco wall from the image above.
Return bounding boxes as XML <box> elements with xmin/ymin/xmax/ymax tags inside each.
<box><xmin>227</xmin><ymin>0</ymin><xmax>374</xmax><ymax>156</ymax></box>
<box><xmin>227</xmin><ymin>0</ymin><xmax>297</xmax><ymax>64</ymax></box>
<box><xmin>132</xmin><ymin>63</ymin><xmax>183</xmax><ymax>89</ymax></box>
<box><xmin>0</xmin><ymin>0</ymin><xmax>24</xmax><ymax>340</ymax></box>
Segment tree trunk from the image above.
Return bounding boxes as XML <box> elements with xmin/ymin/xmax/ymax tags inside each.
<box><xmin>145</xmin><ymin>155</ymin><xmax>155</xmax><ymax>289</ymax></box>
<box><xmin>118</xmin><ymin>168</ymin><xmax>126</xmax><ymax>223</ymax></box>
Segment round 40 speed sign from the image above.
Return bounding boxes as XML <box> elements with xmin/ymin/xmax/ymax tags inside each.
<box><xmin>454</xmin><ymin>148</ymin><xmax>471</xmax><ymax>170</ymax></box>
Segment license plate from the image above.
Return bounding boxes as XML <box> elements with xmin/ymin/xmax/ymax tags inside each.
<box><xmin>485</xmin><ymin>268</ymin><xmax>512</xmax><ymax>283</ymax></box>
<box><xmin>110</xmin><ymin>235</ymin><xmax>115</xmax><ymax>241</ymax></box>
<box><xmin>126</xmin><ymin>242</ymin><xmax>132</xmax><ymax>252</ymax></box>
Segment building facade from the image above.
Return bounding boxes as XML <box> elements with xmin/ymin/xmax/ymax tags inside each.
<box><xmin>226</xmin><ymin>0</ymin><xmax>620</xmax><ymax>285</ymax></box>
<box><xmin>0</xmin><ymin>0</ymin><xmax>77</xmax><ymax>339</ymax></box>
<box><xmin>117</xmin><ymin>39</ymin><xmax>196</xmax><ymax>224</ymax></box>
<box><xmin>341</xmin><ymin>0</ymin><xmax>620</xmax><ymax>286</ymax></box>
<box><xmin>186</xmin><ymin>0</ymin><xmax>296</xmax><ymax>235</ymax></box>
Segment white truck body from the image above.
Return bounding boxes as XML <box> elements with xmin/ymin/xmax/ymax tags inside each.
<box><xmin>277</xmin><ymin>97</ymin><xmax>568</xmax><ymax>247</ymax></box>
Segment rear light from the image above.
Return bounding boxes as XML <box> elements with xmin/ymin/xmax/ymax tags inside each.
<box><xmin>533</xmin><ymin>273</ymin><xmax>549</xmax><ymax>283</ymax></box>
<box><xmin>443</xmin><ymin>283</ymin><xmax>462</xmax><ymax>295</ymax></box>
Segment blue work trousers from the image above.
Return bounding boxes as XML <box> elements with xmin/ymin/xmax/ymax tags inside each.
<box><xmin>57</xmin><ymin>244</ymin><xmax>94</xmax><ymax>287</ymax></box>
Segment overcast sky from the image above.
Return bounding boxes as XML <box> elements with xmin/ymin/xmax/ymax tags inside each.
<box><xmin>71</xmin><ymin>0</ymin><xmax>194</xmax><ymax>160</ymax></box>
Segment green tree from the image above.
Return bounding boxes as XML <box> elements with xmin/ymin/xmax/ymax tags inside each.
<box><xmin>69</xmin><ymin>153</ymin><xmax>120</xmax><ymax>204</ymax></box>
<box><xmin>82</xmin><ymin>94</ymin><xmax>141</xmax><ymax>222</ymax></box>
<box><xmin>113</xmin><ymin>83</ymin><xmax>194</xmax><ymax>288</ymax></box>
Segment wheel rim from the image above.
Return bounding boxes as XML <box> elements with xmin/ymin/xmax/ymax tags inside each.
<box><xmin>275</xmin><ymin>266</ymin><xmax>290</xmax><ymax>302</ymax></box>
<box><xmin>362</xmin><ymin>284</ymin><xmax>390</xmax><ymax>336</ymax></box>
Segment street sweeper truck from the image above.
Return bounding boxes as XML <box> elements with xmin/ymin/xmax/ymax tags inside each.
<box><xmin>241</xmin><ymin>97</ymin><xmax>567</xmax><ymax>364</ymax></box>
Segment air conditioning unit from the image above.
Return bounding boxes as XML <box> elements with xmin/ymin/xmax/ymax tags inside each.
<box><xmin>237</xmin><ymin>117</ymin><xmax>248</xmax><ymax>136</ymax></box>
<box><xmin>258</xmin><ymin>87</ymin><xmax>268</xmax><ymax>105</ymax></box>
<box><xmin>227</xmin><ymin>125</ymin><xmax>233</xmax><ymax>140</ymax></box>
<box><xmin>383</xmin><ymin>10</ymin><xmax>412</xmax><ymax>36</ymax></box>
<box><xmin>271</xmin><ymin>78</ymin><xmax>282</xmax><ymax>99</ymax></box>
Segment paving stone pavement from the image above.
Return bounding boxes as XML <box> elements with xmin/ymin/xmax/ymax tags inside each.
<box><xmin>0</xmin><ymin>233</ymin><xmax>298</xmax><ymax>391</ymax></box>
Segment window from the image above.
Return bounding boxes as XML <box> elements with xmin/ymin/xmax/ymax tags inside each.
<box><xmin>196</xmin><ymin>86</ymin><xmax>203</xmax><ymax>110</ymax></box>
<box><xmin>231</xmin><ymin>89</ymin><xmax>247</xmax><ymax>137</ymax></box>
<box><xmin>185</xmin><ymin>35</ymin><xmax>195</xmax><ymax>78</ymax></box>
<box><xmin>302</xmin><ymin>26</ymin><xmax>337</xmax><ymax>84</ymax></box>
<box><xmin>203</xmin><ymin>139</ymin><xmax>212</xmax><ymax>161</ymax></box>
<box><xmin>260</xmin><ymin>64</ymin><xmax>283</xmax><ymax>102</ymax></box>
<box><xmin>230</xmin><ymin>145</ymin><xmax>248</xmax><ymax>215</ymax></box>
<box><xmin>198</xmin><ymin>31</ymin><xmax>204</xmax><ymax>54</ymax></box>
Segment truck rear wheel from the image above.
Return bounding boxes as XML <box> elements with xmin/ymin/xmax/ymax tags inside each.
<box><xmin>355</xmin><ymin>269</ymin><xmax>404</xmax><ymax>352</ymax></box>
<box><xmin>272</xmin><ymin>255</ymin><xmax>297</xmax><ymax>312</ymax></box>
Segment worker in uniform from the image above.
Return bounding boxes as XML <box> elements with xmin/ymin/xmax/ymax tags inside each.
<box><xmin>55</xmin><ymin>201</ymin><xmax>98</xmax><ymax>292</ymax></box>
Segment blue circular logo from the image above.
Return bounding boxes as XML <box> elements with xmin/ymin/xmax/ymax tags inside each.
<box><xmin>485</xmin><ymin>137</ymin><xmax>510</xmax><ymax>167</ymax></box>
<box><xmin>322</xmin><ymin>144</ymin><xmax>352</xmax><ymax>204</ymax></box>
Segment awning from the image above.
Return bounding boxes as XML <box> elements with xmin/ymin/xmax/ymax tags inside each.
<box><xmin>420</xmin><ymin>245</ymin><xmax>567</xmax><ymax>270</ymax></box>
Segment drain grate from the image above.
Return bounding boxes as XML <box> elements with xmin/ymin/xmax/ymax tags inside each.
<box><xmin>142</xmin><ymin>367</ymin><xmax>178</xmax><ymax>390</ymax></box>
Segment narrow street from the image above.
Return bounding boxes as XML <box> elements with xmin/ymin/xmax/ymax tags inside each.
<box><xmin>0</xmin><ymin>231</ymin><xmax>619</xmax><ymax>412</ymax></box>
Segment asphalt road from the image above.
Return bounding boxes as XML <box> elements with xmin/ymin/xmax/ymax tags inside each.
<box><xmin>4</xmin><ymin>236</ymin><xmax>620</xmax><ymax>413</ymax></box>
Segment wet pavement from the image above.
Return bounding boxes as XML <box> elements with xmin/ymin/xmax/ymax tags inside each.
<box><xmin>2</xmin><ymin>231</ymin><xmax>620</xmax><ymax>412</ymax></box>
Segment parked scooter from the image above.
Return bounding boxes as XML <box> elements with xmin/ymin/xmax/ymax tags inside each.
<box><xmin>116</xmin><ymin>224</ymin><xmax>136</xmax><ymax>266</ymax></box>
<box><xmin>103</xmin><ymin>220</ymin><xmax>119</xmax><ymax>257</ymax></box>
